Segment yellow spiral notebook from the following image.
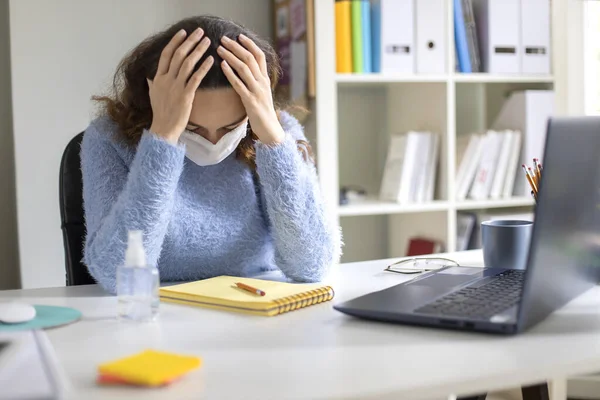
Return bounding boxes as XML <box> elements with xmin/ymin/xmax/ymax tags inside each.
<box><xmin>159</xmin><ymin>276</ymin><xmax>335</xmax><ymax>316</ymax></box>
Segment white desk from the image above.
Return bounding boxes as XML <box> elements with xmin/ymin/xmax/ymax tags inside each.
<box><xmin>2</xmin><ymin>250</ymin><xmax>600</xmax><ymax>400</ymax></box>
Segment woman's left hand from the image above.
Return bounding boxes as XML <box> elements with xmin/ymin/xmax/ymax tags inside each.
<box><xmin>218</xmin><ymin>34</ymin><xmax>285</xmax><ymax>145</ymax></box>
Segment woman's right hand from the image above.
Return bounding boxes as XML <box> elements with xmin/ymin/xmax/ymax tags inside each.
<box><xmin>148</xmin><ymin>28</ymin><xmax>214</xmax><ymax>144</ymax></box>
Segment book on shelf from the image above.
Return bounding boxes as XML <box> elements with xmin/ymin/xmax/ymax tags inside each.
<box><xmin>360</xmin><ymin>0</ymin><xmax>372</xmax><ymax>73</ymax></box>
<box><xmin>456</xmin><ymin>212</ymin><xmax>477</xmax><ymax>251</ymax></box>
<box><xmin>491</xmin><ymin>90</ymin><xmax>554</xmax><ymax>196</ymax></box>
<box><xmin>370</xmin><ymin>0</ymin><xmax>381</xmax><ymax>72</ymax></box>
<box><xmin>455</xmin><ymin>133</ymin><xmax>483</xmax><ymax>200</ymax></box>
<box><xmin>415</xmin><ymin>0</ymin><xmax>446</xmax><ymax>74</ymax></box>
<box><xmin>406</xmin><ymin>237</ymin><xmax>444</xmax><ymax>256</ymax></box>
<box><xmin>453</xmin><ymin>0</ymin><xmax>472</xmax><ymax>73</ymax></box>
<box><xmin>335</xmin><ymin>0</ymin><xmax>353</xmax><ymax>73</ymax></box>
<box><xmin>457</xmin><ymin>0</ymin><xmax>551</xmax><ymax>74</ymax></box>
<box><xmin>454</xmin><ymin>0</ymin><xmax>481</xmax><ymax>73</ymax></box>
<box><xmin>424</xmin><ymin>133</ymin><xmax>440</xmax><ymax>202</ymax></box>
<box><xmin>489</xmin><ymin>130</ymin><xmax>515</xmax><ymax>199</ymax></box>
<box><xmin>469</xmin><ymin>130</ymin><xmax>503</xmax><ymax>200</ymax></box>
<box><xmin>456</xmin><ymin>89</ymin><xmax>553</xmax><ymax>201</ymax></box>
<box><xmin>378</xmin><ymin>0</ymin><xmax>414</xmax><ymax>74</ymax></box>
<box><xmin>380</xmin><ymin>131</ymin><xmax>439</xmax><ymax>204</ymax></box>
<box><xmin>462</xmin><ymin>0</ymin><xmax>481</xmax><ymax>73</ymax></box>
<box><xmin>455</xmin><ymin>129</ymin><xmax>523</xmax><ymax>201</ymax></box>
<box><xmin>336</xmin><ymin>0</ymin><xmax>445</xmax><ymax>74</ymax></box>
<box><xmin>412</xmin><ymin>133</ymin><xmax>431</xmax><ymax>203</ymax></box>
<box><xmin>351</xmin><ymin>0</ymin><xmax>364</xmax><ymax>73</ymax></box>
<box><xmin>501</xmin><ymin>130</ymin><xmax>522</xmax><ymax>198</ymax></box>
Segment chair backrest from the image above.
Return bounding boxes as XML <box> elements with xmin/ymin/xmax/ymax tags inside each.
<box><xmin>59</xmin><ymin>132</ymin><xmax>95</xmax><ymax>286</ymax></box>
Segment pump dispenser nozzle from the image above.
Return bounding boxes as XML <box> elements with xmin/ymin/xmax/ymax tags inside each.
<box><xmin>125</xmin><ymin>230</ymin><xmax>146</xmax><ymax>267</ymax></box>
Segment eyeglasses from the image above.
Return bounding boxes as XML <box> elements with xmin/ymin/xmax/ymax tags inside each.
<box><xmin>384</xmin><ymin>257</ymin><xmax>460</xmax><ymax>274</ymax></box>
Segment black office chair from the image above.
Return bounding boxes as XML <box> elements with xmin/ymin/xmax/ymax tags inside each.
<box><xmin>59</xmin><ymin>131</ymin><xmax>96</xmax><ymax>286</ymax></box>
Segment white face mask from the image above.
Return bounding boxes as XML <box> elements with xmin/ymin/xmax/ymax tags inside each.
<box><xmin>179</xmin><ymin>120</ymin><xmax>248</xmax><ymax>166</ymax></box>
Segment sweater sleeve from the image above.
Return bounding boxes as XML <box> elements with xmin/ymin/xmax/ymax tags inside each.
<box><xmin>80</xmin><ymin>120</ymin><xmax>185</xmax><ymax>294</ymax></box>
<box><xmin>254</xmin><ymin>112</ymin><xmax>342</xmax><ymax>282</ymax></box>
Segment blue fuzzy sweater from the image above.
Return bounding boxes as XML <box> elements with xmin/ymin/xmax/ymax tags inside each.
<box><xmin>80</xmin><ymin>112</ymin><xmax>341</xmax><ymax>294</ymax></box>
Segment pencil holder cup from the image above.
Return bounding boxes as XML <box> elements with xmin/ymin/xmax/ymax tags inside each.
<box><xmin>481</xmin><ymin>220</ymin><xmax>533</xmax><ymax>270</ymax></box>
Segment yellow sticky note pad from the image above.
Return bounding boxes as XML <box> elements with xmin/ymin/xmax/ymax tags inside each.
<box><xmin>98</xmin><ymin>350</ymin><xmax>202</xmax><ymax>387</ymax></box>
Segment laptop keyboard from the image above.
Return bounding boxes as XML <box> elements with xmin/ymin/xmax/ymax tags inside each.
<box><xmin>414</xmin><ymin>270</ymin><xmax>525</xmax><ymax>320</ymax></box>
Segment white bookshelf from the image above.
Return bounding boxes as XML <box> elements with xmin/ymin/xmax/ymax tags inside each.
<box><xmin>452</xmin><ymin>74</ymin><xmax>555</xmax><ymax>83</ymax></box>
<box><xmin>337</xmin><ymin>74</ymin><xmax>555</xmax><ymax>84</ymax></box>
<box><xmin>336</xmin><ymin>74</ymin><xmax>448</xmax><ymax>84</ymax></box>
<box><xmin>338</xmin><ymin>200</ymin><xmax>450</xmax><ymax>217</ymax></box>
<box><xmin>313</xmin><ymin>0</ymin><xmax>565</xmax><ymax>263</ymax></box>
<box><xmin>339</xmin><ymin>197</ymin><xmax>535</xmax><ymax>217</ymax></box>
<box><xmin>455</xmin><ymin>197</ymin><xmax>535</xmax><ymax>210</ymax></box>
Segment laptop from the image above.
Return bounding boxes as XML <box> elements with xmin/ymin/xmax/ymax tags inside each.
<box><xmin>334</xmin><ymin>117</ymin><xmax>600</xmax><ymax>334</ymax></box>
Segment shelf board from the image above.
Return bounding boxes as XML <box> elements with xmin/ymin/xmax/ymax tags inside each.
<box><xmin>452</xmin><ymin>74</ymin><xmax>554</xmax><ymax>83</ymax></box>
<box><xmin>336</xmin><ymin>73</ymin><xmax>448</xmax><ymax>85</ymax></box>
<box><xmin>338</xmin><ymin>200</ymin><xmax>450</xmax><ymax>217</ymax></box>
<box><xmin>338</xmin><ymin>198</ymin><xmax>534</xmax><ymax>215</ymax></box>
<box><xmin>335</xmin><ymin>73</ymin><xmax>554</xmax><ymax>85</ymax></box>
<box><xmin>455</xmin><ymin>197</ymin><xmax>535</xmax><ymax>210</ymax></box>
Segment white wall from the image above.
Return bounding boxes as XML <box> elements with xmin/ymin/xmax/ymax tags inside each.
<box><xmin>552</xmin><ymin>0</ymin><xmax>584</xmax><ymax>116</ymax></box>
<box><xmin>0</xmin><ymin>0</ymin><xmax>20</xmax><ymax>290</ymax></box>
<box><xmin>9</xmin><ymin>0</ymin><xmax>273</xmax><ymax>288</ymax></box>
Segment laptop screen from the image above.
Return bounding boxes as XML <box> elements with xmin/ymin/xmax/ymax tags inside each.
<box><xmin>518</xmin><ymin>117</ymin><xmax>600</xmax><ymax>330</ymax></box>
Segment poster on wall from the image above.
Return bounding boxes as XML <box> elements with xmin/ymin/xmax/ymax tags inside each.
<box><xmin>273</xmin><ymin>0</ymin><xmax>315</xmax><ymax>122</ymax></box>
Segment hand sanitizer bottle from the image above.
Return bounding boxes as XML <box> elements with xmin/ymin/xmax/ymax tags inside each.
<box><xmin>117</xmin><ymin>230</ymin><xmax>159</xmax><ymax>322</ymax></box>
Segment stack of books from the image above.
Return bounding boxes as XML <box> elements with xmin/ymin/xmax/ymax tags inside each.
<box><xmin>455</xmin><ymin>130</ymin><xmax>522</xmax><ymax>201</ymax></box>
<box><xmin>455</xmin><ymin>0</ymin><xmax>551</xmax><ymax>74</ymax></box>
<box><xmin>491</xmin><ymin>90</ymin><xmax>554</xmax><ymax>196</ymax></box>
<box><xmin>335</xmin><ymin>0</ymin><xmax>447</xmax><ymax>74</ymax></box>
<box><xmin>335</xmin><ymin>0</ymin><xmax>376</xmax><ymax>73</ymax></box>
<box><xmin>334</xmin><ymin>0</ymin><xmax>551</xmax><ymax>75</ymax></box>
<box><xmin>379</xmin><ymin>131</ymin><xmax>440</xmax><ymax>204</ymax></box>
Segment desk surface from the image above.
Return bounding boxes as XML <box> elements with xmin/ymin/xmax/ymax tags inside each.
<box><xmin>3</xmin><ymin>250</ymin><xmax>600</xmax><ymax>400</ymax></box>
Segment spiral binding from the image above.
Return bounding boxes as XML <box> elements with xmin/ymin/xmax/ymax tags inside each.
<box><xmin>272</xmin><ymin>286</ymin><xmax>335</xmax><ymax>315</ymax></box>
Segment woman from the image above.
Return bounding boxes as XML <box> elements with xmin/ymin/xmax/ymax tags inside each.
<box><xmin>81</xmin><ymin>15</ymin><xmax>341</xmax><ymax>294</ymax></box>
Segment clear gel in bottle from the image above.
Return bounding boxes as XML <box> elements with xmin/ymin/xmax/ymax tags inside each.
<box><xmin>117</xmin><ymin>230</ymin><xmax>159</xmax><ymax>322</ymax></box>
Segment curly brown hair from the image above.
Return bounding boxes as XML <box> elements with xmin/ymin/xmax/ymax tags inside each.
<box><xmin>93</xmin><ymin>15</ymin><xmax>312</xmax><ymax>169</ymax></box>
